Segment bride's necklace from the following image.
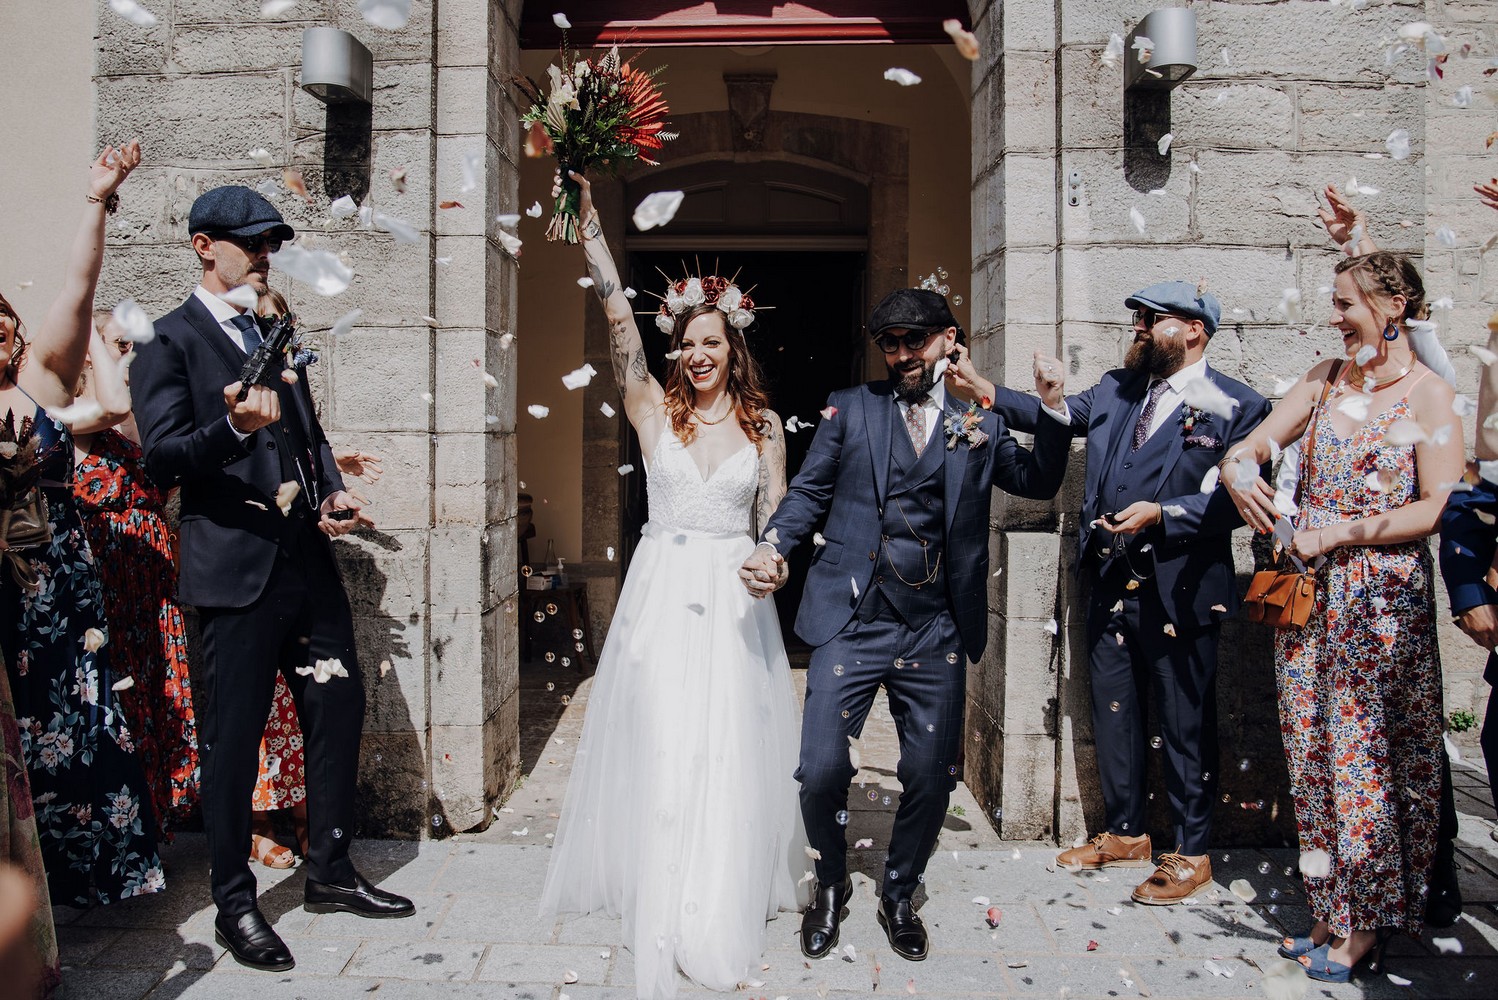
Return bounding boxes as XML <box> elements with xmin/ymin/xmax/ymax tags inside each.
<box><xmin>692</xmin><ymin>397</ymin><xmax>734</xmax><ymax>425</ymax></box>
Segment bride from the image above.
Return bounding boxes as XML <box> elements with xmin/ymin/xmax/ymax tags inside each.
<box><xmin>539</xmin><ymin>171</ymin><xmax>808</xmax><ymax>998</ymax></box>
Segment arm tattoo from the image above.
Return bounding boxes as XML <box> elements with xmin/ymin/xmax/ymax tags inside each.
<box><xmin>586</xmin><ymin>258</ymin><xmax>615</xmax><ymax>302</ymax></box>
<box><xmin>609</xmin><ymin>321</ymin><xmax>631</xmax><ymax>391</ymax></box>
<box><xmin>629</xmin><ymin>348</ymin><xmax>648</xmax><ymax>383</ymax></box>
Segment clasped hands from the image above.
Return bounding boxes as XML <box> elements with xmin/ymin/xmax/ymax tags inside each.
<box><xmin>738</xmin><ymin>543</ymin><xmax>789</xmax><ymax>598</ymax></box>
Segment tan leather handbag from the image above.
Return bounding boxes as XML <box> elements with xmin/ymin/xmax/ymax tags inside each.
<box><xmin>1240</xmin><ymin>361</ymin><xmax>1343</xmax><ymax>631</ymax></box>
<box><xmin>0</xmin><ymin>489</ymin><xmax>50</xmax><ymax>590</ymax></box>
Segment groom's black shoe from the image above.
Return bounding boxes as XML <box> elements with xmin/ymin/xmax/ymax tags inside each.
<box><xmin>800</xmin><ymin>876</ymin><xmax>853</xmax><ymax>959</ymax></box>
<box><xmin>877</xmin><ymin>895</ymin><xmax>928</xmax><ymax>961</ymax></box>
<box><xmin>215</xmin><ymin>907</ymin><xmax>295</xmax><ymax>971</ymax></box>
<box><xmin>304</xmin><ymin>871</ymin><xmax>415</xmax><ymax>918</ymax></box>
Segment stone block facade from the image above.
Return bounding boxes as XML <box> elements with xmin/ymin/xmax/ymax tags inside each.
<box><xmin>95</xmin><ymin>0</ymin><xmax>526</xmax><ymax>837</ymax></box>
<box><xmin>966</xmin><ymin>0</ymin><xmax>1498</xmax><ymax>845</ymax></box>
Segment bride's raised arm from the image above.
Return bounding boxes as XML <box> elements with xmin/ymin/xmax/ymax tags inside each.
<box><xmin>569</xmin><ymin>171</ymin><xmax>666</xmax><ymax>435</ymax></box>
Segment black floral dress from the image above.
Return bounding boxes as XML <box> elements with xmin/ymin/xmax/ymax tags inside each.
<box><xmin>1</xmin><ymin>402</ymin><xmax>163</xmax><ymax>905</ymax></box>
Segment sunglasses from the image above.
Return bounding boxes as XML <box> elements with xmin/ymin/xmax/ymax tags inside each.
<box><xmin>1132</xmin><ymin>307</ymin><xmax>1192</xmax><ymax>329</ymax></box>
<box><xmin>874</xmin><ymin>329</ymin><xmax>940</xmax><ymax>354</ymax></box>
<box><xmin>214</xmin><ymin>232</ymin><xmax>283</xmax><ymax>255</ymax></box>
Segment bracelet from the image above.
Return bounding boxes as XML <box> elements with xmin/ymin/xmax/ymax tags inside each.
<box><xmin>86</xmin><ymin>192</ymin><xmax>120</xmax><ymax>215</ymax></box>
<box><xmin>1318</xmin><ymin>529</ymin><xmax>1327</xmax><ymax>553</ymax></box>
<box><xmin>1217</xmin><ymin>454</ymin><xmax>1244</xmax><ymax>472</ymax></box>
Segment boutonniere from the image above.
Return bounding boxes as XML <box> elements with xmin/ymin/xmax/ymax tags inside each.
<box><xmin>1178</xmin><ymin>405</ymin><xmax>1221</xmax><ymax>448</ymax></box>
<box><xmin>944</xmin><ymin>401</ymin><xmax>989</xmax><ymax>451</ymax></box>
<box><xmin>289</xmin><ymin>329</ymin><xmax>320</xmax><ymax>371</ymax></box>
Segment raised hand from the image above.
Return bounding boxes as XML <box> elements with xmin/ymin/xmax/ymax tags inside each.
<box><xmin>1315</xmin><ymin>183</ymin><xmax>1371</xmax><ymax>254</ymax></box>
<box><xmin>1032</xmin><ymin>351</ymin><xmax>1065</xmax><ymax>410</ymax></box>
<box><xmin>1476</xmin><ymin>178</ymin><xmax>1498</xmax><ymax>212</ymax></box>
<box><xmin>90</xmin><ymin>139</ymin><xmax>141</xmax><ymax>201</ymax></box>
<box><xmin>942</xmin><ymin>342</ymin><xmax>995</xmax><ymax>405</ymax></box>
<box><xmin>333</xmin><ymin>447</ymin><xmax>384</xmax><ymax>485</ymax></box>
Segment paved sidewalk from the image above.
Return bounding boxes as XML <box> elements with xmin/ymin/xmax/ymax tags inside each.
<box><xmin>51</xmin><ymin>662</ymin><xmax>1498</xmax><ymax>999</ymax></box>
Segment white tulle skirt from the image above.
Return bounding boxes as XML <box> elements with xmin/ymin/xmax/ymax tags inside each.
<box><xmin>539</xmin><ymin>522</ymin><xmax>808</xmax><ymax>998</ymax></box>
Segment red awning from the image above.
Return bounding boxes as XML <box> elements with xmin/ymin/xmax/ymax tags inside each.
<box><xmin>519</xmin><ymin>1</ymin><xmax>973</xmax><ymax>48</ymax></box>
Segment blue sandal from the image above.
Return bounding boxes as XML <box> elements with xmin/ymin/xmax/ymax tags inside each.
<box><xmin>1299</xmin><ymin>943</ymin><xmax>1354</xmax><ymax>984</ymax></box>
<box><xmin>1277</xmin><ymin>933</ymin><xmax>1319</xmax><ymax>960</ymax></box>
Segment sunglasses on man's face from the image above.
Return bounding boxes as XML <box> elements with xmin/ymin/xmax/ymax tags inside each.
<box><xmin>215</xmin><ymin>232</ymin><xmax>283</xmax><ymax>255</ymax></box>
<box><xmin>874</xmin><ymin>329</ymin><xmax>940</xmax><ymax>354</ymax></box>
<box><xmin>1132</xmin><ymin>308</ymin><xmax>1183</xmax><ymax>329</ymax></box>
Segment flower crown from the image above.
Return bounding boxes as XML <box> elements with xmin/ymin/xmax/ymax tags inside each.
<box><xmin>651</xmin><ymin>272</ymin><xmax>760</xmax><ymax>334</ymax></box>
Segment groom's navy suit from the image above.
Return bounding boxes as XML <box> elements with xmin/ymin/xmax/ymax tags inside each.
<box><xmin>764</xmin><ymin>379</ymin><xmax>1069</xmax><ymax>899</ymax></box>
<box><xmin>132</xmin><ymin>290</ymin><xmax>365</xmax><ymax>916</ymax></box>
<box><xmin>993</xmin><ymin>365</ymin><xmax>1269</xmax><ymax>854</ymax></box>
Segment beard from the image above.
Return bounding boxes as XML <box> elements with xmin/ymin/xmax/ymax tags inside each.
<box><xmin>890</xmin><ymin>357</ymin><xmax>937</xmax><ymax>403</ymax></box>
<box><xmin>1124</xmin><ymin>331</ymin><xmax>1186</xmax><ymax>378</ymax></box>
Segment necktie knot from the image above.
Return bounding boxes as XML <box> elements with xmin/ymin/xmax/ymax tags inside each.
<box><xmin>1131</xmin><ymin>378</ymin><xmax>1172</xmax><ymax>452</ymax></box>
<box><xmin>231</xmin><ymin>312</ymin><xmax>263</xmax><ymax>352</ymax></box>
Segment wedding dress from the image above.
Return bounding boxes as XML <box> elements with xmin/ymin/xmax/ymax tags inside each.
<box><xmin>540</xmin><ymin>426</ymin><xmax>808</xmax><ymax>998</ymax></box>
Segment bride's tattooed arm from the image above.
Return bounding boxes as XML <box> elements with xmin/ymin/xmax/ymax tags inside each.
<box><xmin>753</xmin><ymin>411</ymin><xmax>788</xmax><ymax>543</ymax></box>
<box><xmin>568</xmin><ymin>170</ymin><xmax>664</xmax><ymax>429</ymax></box>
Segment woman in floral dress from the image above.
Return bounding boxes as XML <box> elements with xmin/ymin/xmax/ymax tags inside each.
<box><xmin>72</xmin><ymin>317</ymin><xmax>200</xmax><ymax>836</ymax></box>
<box><xmin>1222</xmin><ymin>252</ymin><xmax>1461</xmax><ymax>982</ymax></box>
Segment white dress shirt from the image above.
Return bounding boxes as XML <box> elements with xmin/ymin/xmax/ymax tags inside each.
<box><xmin>193</xmin><ymin>285</ymin><xmax>258</xmax><ymax>441</ymax></box>
<box><xmin>1139</xmin><ymin>356</ymin><xmax>1207</xmax><ymax>443</ymax></box>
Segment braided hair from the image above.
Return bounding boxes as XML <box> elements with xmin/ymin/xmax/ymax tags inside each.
<box><xmin>1333</xmin><ymin>251</ymin><xmax>1428</xmax><ymax>328</ymax></box>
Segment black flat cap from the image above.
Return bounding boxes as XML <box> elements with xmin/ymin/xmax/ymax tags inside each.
<box><xmin>868</xmin><ymin>288</ymin><xmax>959</xmax><ymax>337</ymax></box>
<box><xmin>188</xmin><ymin>185</ymin><xmax>295</xmax><ymax>242</ymax></box>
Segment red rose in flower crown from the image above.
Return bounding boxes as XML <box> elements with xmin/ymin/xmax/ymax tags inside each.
<box><xmin>654</xmin><ymin>273</ymin><xmax>759</xmax><ymax>333</ymax></box>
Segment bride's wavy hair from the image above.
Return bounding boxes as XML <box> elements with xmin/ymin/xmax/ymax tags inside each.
<box><xmin>662</xmin><ymin>304</ymin><xmax>771</xmax><ymax>448</ymax></box>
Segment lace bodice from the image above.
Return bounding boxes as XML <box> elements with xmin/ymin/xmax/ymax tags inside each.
<box><xmin>645</xmin><ymin>427</ymin><xmax>759</xmax><ymax>535</ymax></box>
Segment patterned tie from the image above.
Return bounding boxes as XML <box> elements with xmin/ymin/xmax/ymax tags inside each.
<box><xmin>1131</xmin><ymin>378</ymin><xmax>1171</xmax><ymax>452</ymax></box>
<box><xmin>904</xmin><ymin>400</ymin><xmax>927</xmax><ymax>456</ymax></box>
<box><xmin>230</xmin><ymin>312</ymin><xmax>263</xmax><ymax>353</ymax></box>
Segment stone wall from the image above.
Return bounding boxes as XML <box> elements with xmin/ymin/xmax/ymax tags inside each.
<box><xmin>966</xmin><ymin>0</ymin><xmax>1497</xmax><ymax>846</ymax></box>
<box><xmin>94</xmin><ymin>0</ymin><xmax>524</xmax><ymax>837</ymax></box>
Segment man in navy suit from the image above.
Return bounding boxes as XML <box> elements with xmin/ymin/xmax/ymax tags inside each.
<box><xmin>739</xmin><ymin>288</ymin><xmax>1071</xmax><ymax>961</ymax></box>
<box><xmin>131</xmin><ymin>187</ymin><xmax>412</xmax><ymax>972</ymax></box>
<box><xmin>988</xmin><ymin>282</ymin><xmax>1270</xmax><ymax>905</ymax></box>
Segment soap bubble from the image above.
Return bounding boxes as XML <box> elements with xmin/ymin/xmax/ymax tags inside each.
<box><xmin>836</xmin><ymin>810</ymin><xmax>849</xmax><ymax>825</ymax></box>
<box><xmin>1150</xmin><ymin>736</ymin><xmax>1163</xmax><ymax>749</ymax></box>
<box><xmin>533</xmin><ymin>611</ymin><xmax>546</xmax><ymax>623</ymax></box>
<box><xmin>1257</xmin><ymin>862</ymin><xmax>1271</xmax><ymax>874</ymax></box>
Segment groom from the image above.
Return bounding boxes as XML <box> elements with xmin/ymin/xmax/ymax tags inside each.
<box><xmin>739</xmin><ymin>288</ymin><xmax>1071</xmax><ymax>961</ymax></box>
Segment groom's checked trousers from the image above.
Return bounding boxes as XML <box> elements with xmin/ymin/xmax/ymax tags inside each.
<box><xmin>796</xmin><ymin>589</ymin><xmax>965</xmax><ymax>902</ymax></box>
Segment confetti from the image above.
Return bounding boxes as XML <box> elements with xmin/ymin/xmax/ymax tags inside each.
<box><xmin>379</xmin><ymin>659</ymin><xmax>392</xmax><ymax>677</ymax></box>
<box><xmin>245</xmin><ymin>500</ymin><xmax>268</xmax><ymax>511</ymax></box>
<box><xmin>498</xmin><ymin>231</ymin><xmax>523</xmax><ymax>257</ymax></box>
<box><xmin>562</xmin><ymin>363</ymin><xmax>598</xmax><ymax>390</ymax></box>
<box><xmin>220</xmin><ymin>285</ymin><xmax>260</xmax><ymax>311</ymax></box>
<box><xmin>1199</xmin><ymin>465</ymin><xmax>1221</xmax><ymax>493</ymax></box>
<box><xmin>1386</xmin><ymin>128</ymin><xmax>1411</xmax><ymax>161</ymax></box>
<box><xmin>623</xmin><ymin>287</ymin><xmax>637</xmax><ymax>299</ymax></box>
<box><xmin>83</xmin><ymin>627</ymin><xmax>107</xmax><ymax>652</ymax></box>
<box><xmin>618</xmin><ymin>464</ymin><xmax>636</xmax><ymax>476</ymax></box>
<box><xmin>1043</xmin><ymin>618</ymin><xmax>1059</xmax><ymax>635</ymax></box>
<box><xmin>108</xmin><ymin>0</ymin><xmax>158</xmax><ymax>27</ymax></box>
<box><xmin>1453</xmin><ymin>394</ymin><xmax>1477</xmax><ymax>417</ymax></box>
<box><xmin>1353</xmin><ymin>344</ymin><xmax>1377</xmax><ymax>366</ymax></box>
<box><xmin>854</xmin><ymin>838</ymin><xmax>874</xmax><ymax>848</ymax></box>
<box><xmin>1099</xmin><ymin>33</ymin><xmax>1124</xmax><ymax>70</ymax></box>
<box><xmin>1336</xmin><ymin>395</ymin><xmax>1371</xmax><ymax>421</ymax></box>
<box><xmin>942</xmin><ymin>19</ymin><xmax>980</xmax><ymax>60</ymax></box>
<box><xmin>1181</xmin><ymin>377</ymin><xmax>1240</xmax><ymax>418</ymax></box>
<box><xmin>1228</xmin><ymin>878</ymin><xmax>1256</xmax><ymax>903</ymax></box>
<box><xmin>884</xmin><ymin>68</ymin><xmax>922</xmax><ymax>86</ymax></box>
<box><xmin>1387</xmin><ymin>973</ymin><xmax>1413</xmax><ymax>987</ymax></box>
<box><xmin>851</xmin><ymin>577</ymin><xmax>860</xmax><ymax>599</ymax></box>
<box><xmin>296</xmin><ymin>657</ymin><xmax>349</xmax><ymax>683</ymax></box>
<box><xmin>633</xmin><ymin>190</ymin><xmax>686</xmax><ymax>231</ymax></box>
<box><xmin>481</xmin><ymin>371</ymin><xmax>499</xmax><ymax>389</ymax></box>
<box><xmin>577</xmin><ymin>276</ymin><xmax>594</xmax><ymax>289</ymax></box>
<box><xmin>526</xmin><ymin>201</ymin><xmax>544</xmax><ymax>218</ymax></box>
<box><xmin>985</xmin><ymin>906</ymin><xmax>1001</xmax><ymax>927</ymax></box>
<box><xmin>512</xmin><ymin>826</ymin><xmax>528</xmax><ymax>836</ymax></box>
<box><xmin>1162</xmin><ymin>623</ymin><xmax>1177</xmax><ymax>637</ymax></box>
<box><xmin>1435</xmin><ymin>225</ymin><xmax>1457</xmax><ymax>248</ymax></box>
<box><xmin>1383</xmin><ymin>420</ymin><xmax>1429</xmax><ymax>446</ymax></box>
<box><xmin>600</xmin><ymin>402</ymin><xmax>616</xmax><ymax>418</ymax></box>
<box><xmin>373</xmin><ymin>210</ymin><xmax>420</xmax><ymax>244</ymax></box>
<box><xmin>283</xmin><ymin>167</ymin><xmax>311</xmax><ymax>202</ymax></box>
<box><xmin>1298</xmin><ymin>849</ymin><xmax>1332</xmax><ymax>878</ymax></box>
<box><xmin>1157</xmin><ymin>132</ymin><xmax>1173</xmax><ymax>155</ymax></box>
<box><xmin>329</xmin><ymin>195</ymin><xmax>359</xmax><ymax>219</ymax></box>
<box><xmin>329</xmin><ymin>309</ymin><xmax>363</xmax><ymax>338</ymax></box>
<box><xmin>421</xmin><ymin>315</ymin><xmax>439</xmax><ymax>327</ymax></box>
<box><xmin>820</xmin><ymin>405</ymin><xmax>838</xmax><ymax>420</ymax></box>
<box><xmin>528</xmin><ymin>404</ymin><xmax>551</xmax><ymax>419</ymax></box>
<box><xmin>1431</xmin><ymin>936</ymin><xmax>1462</xmax><ymax>954</ymax></box>
<box><xmin>1086</xmin><ymin>939</ymin><xmax>1099</xmax><ymax>951</ymax></box>
<box><xmin>1344</xmin><ymin>176</ymin><xmax>1380</xmax><ymax>196</ymax></box>
<box><xmin>1162</xmin><ymin>504</ymin><xmax>1186</xmax><ymax>517</ymax></box>
<box><xmin>439</xmin><ymin>200</ymin><xmax>464</xmax><ymax>210</ymax></box>
<box><xmin>606</xmin><ymin>546</ymin><xmax>615</xmax><ymax>561</ymax></box>
<box><xmin>1203</xmin><ymin>959</ymin><xmax>1235</xmax><ymax>978</ymax></box>
<box><xmin>553</xmin><ymin>12</ymin><xmax>571</xmax><ymax>29</ymax></box>
<box><xmin>111</xmin><ymin>676</ymin><xmax>135</xmax><ymax>691</ymax></box>
<box><xmin>111</xmin><ymin>299</ymin><xmax>156</xmax><ymax>343</ymax></box>
<box><xmin>813</xmin><ymin>532</ymin><xmax>826</xmax><ymax>546</ymax></box>
<box><xmin>261</xmin><ymin>0</ymin><xmax>298</xmax><ymax>14</ymax></box>
<box><xmin>275</xmin><ymin>481</ymin><xmax>301</xmax><ymax>515</ymax></box>
<box><xmin>562</xmin><ymin>970</ymin><xmax>579</xmax><ymax>984</ymax></box>
<box><xmin>269</xmin><ymin>245</ymin><xmax>354</xmax><ymax>296</ymax></box>
<box><xmin>359</xmin><ymin>0</ymin><xmax>411</xmax><ymax>31</ymax></box>
<box><xmin>420</xmin><ymin>392</ymin><xmax>434</xmax><ymax>406</ymax></box>
<box><xmin>1261</xmin><ymin>959</ymin><xmax>1309</xmax><ymax>1000</ymax></box>
<box><xmin>1129</xmin><ymin>205</ymin><xmax>1146</xmax><ymax>234</ymax></box>
<box><xmin>1453</xmin><ymin>85</ymin><xmax>1473</xmax><ymax>109</ymax></box>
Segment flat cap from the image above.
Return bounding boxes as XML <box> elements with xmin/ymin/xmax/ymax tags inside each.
<box><xmin>868</xmin><ymin>288</ymin><xmax>959</xmax><ymax>338</ymax></box>
<box><xmin>188</xmin><ymin>185</ymin><xmax>295</xmax><ymax>242</ymax></box>
<box><xmin>1125</xmin><ymin>281</ymin><xmax>1221</xmax><ymax>336</ymax></box>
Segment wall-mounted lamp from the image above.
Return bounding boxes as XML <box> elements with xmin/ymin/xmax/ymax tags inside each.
<box><xmin>1124</xmin><ymin>8</ymin><xmax>1197</xmax><ymax>92</ymax></box>
<box><xmin>300</xmin><ymin>27</ymin><xmax>373</xmax><ymax>104</ymax></box>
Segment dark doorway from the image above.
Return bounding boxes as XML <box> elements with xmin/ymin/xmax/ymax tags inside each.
<box><xmin>623</xmin><ymin>250</ymin><xmax>867</xmax><ymax>644</ymax></box>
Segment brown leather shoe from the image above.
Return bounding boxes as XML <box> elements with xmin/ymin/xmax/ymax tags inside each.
<box><xmin>1131</xmin><ymin>853</ymin><xmax>1212</xmax><ymax>905</ymax></box>
<box><xmin>1056</xmin><ymin>833</ymin><xmax>1152</xmax><ymax>871</ymax></box>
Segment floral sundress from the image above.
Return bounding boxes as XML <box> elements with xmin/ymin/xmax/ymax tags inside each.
<box><xmin>1274</xmin><ymin>382</ymin><xmax>1443</xmax><ymax>937</ymax></box>
<box><xmin>1</xmin><ymin>402</ymin><xmax>163</xmax><ymax>905</ymax></box>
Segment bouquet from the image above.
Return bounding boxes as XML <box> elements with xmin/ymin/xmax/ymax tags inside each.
<box><xmin>0</xmin><ymin>411</ymin><xmax>49</xmax><ymax>590</ymax></box>
<box><xmin>515</xmin><ymin>42</ymin><xmax>675</xmax><ymax>243</ymax></box>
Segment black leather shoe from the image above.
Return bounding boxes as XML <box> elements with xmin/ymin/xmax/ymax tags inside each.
<box><xmin>800</xmin><ymin>876</ymin><xmax>853</xmax><ymax>959</ymax></box>
<box><xmin>304</xmin><ymin>871</ymin><xmax>415</xmax><ymax>918</ymax></box>
<box><xmin>1425</xmin><ymin>842</ymin><xmax>1463</xmax><ymax>928</ymax></box>
<box><xmin>215</xmin><ymin>908</ymin><xmax>294</xmax><ymax>971</ymax></box>
<box><xmin>877</xmin><ymin>896</ymin><xmax>928</xmax><ymax>961</ymax></box>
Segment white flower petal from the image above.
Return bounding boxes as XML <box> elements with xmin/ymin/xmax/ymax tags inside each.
<box><xmin>526</xmin><ymin>201</ymin><xmax>543</xmax><ymax>218</ymax></box>
<box><xmin>108</xmin><ymin>0</ymin><xmax>158</xmax><ymax>27</ymax></box>
<box><xmin>330</xmin><ymin>308</ymin><xmax>363</xmax><ymax>338</ymax></box>
<box><xmin>1382</xmin><ymin>419</ymin><xmax>1428</xmax><ymax>446</ymax></box>
<box><xmin>1129</xmin><ymin>205</ymin><xmax>1147</xmax><ymax>234</ymax></box>
<box><xmin>220</xmin><ymin>285</ymin><xmax>260</xmax><ymax>311</ymax></box>
<box><xmin>1157</xmin><ymin>132</ymin><xmax>1173</xmax><ymax>155</ymax></box>
<box><xmin>1099</xmin><ymin>33</ymin><xmax>1124</xmax><ymax>70</ymax></box>
<box><xmin>1385</xmin><ymin>128</ymin><xmax>1411</xmax><ymax>161</ymax></box>
<box><xmin>884</xmin><ymin>68</ymin><xmax>922</xmax><ymax>86</ymax></box>
<box><xmin>552</xmin><ymin>12</ymin><xmax>572</xmax><ymax>29</ymax></box>
<box><xmin>561</xmin><ymin>363</ymin><xmax>598</xmax><ymax>390</ymax></box>
<box><xmin>1180</xmin><ymin>377</ymin><xmax>1240</xmax><ymax>418</ymax></box>
<box><xmin>269</xmin><ymin>245</ymin><xmax>354</xmax><ymax>296</ymax></box>
<box><xmin>329</xmin><ymin>195</ymin><xmax>359</xmax><ymax>219</ymax></box>
<box><xmin>527</xmin><ymin>404</ymin><xmax>551</xmax><ymax>419</ymax></box>
<box><xmin>358</xmin><ymin>0</ymin><xmax>411</xmax><ymax>30</ymax></box>
<box><xmin>111</xmin><ymin>299</ymin><xmax>156</xmax><ymax>343</ymax></box>
<box><xmin>632</xmin><ymin>190</ymin><xmax>685</xmax><ymax>231</ymax></box>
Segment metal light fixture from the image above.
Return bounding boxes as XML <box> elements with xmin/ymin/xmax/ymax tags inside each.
<box><xmin>1124</xmin><ymin>8</ymin><xmax>1198</xmax><ymax>91</ymax></box>
<box><xmin>300</xmin><ymin>27</ymin><xmax>373</xmax><ymax>105</ymax></box>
